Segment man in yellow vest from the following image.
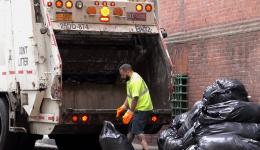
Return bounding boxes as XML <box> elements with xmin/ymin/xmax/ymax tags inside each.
<box><xmin>116</xmin><ymin>64</ymin><xmax>153</xmax><ymax>150</ymax></box>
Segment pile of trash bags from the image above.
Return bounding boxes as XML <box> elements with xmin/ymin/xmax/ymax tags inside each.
<box><xmin>158</xmin><ymin>79</ymin><xmax>260</xmax><ymax>150</ymax></box>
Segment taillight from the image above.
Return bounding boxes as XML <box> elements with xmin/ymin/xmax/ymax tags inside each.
<box><xmin>81</xmin><ymin>115</ymin><xmax>89</xmax><ymax>123</ymax></box>
<box><xmin>87</xmin><ymin>6</ymin><xmax>97</xmax><ymax>15</ymax></box>
<box><xmin>136</xmin><ymin>4</ymin><xmax>143</xmax><ymax>12</ymax></box>
<box><xmin>113</xmin><ymin>7</ymin><xmax>123</xmax><ymax>16</ymax></box>
<box><xmin>72</xmin><ymin>115</ymin><xmax>79</xmax><ymax>123</ymax></box>
<box><xmin>151</xmin><ymin>115</ymin><xmax>158</xmax><ymax>123</ymax></box>
<box><xmin>110</xmin><ymin>2</ymin><xmax>115</xmax><ymax>6</ymax></box>
<box><xmin>100</xmin><ymin>6</ymin><xmax>110</xmax><ymax>17</ymax></box>
<box><xmin>55</xmin><ymin>0</ymin><xmax>63</xmax><ymax>8</ymax></box>
<box><xmin>75</xmin><ymin>1</ymin><xmax>83</xmax><ymax>9</ymax></box>
<box><xmin>65</xmin><ymin>0</ymin><xmax>73</xmax><ymax>9</ymax></box>
<box><xmin>145</xmin><ymin>4</ymin><xmax>153</xmax><ymax>12</ymax></box>
<box><xmin>47</xmin><ymin>2</ymin><xmax>52</xmax><ymax>7</ymax></box>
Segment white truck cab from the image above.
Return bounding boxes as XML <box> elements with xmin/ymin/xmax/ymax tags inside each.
<box><xmin>0</xmin><ymin>0</ymin><xmax>173</xmax><ymax>149</ymax></box>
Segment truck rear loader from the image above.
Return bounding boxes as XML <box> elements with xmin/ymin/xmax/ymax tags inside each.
<box><xmin>0</xmin><ymin>0</ymin><xmax>173</xmax><ymax>149</ymax></box>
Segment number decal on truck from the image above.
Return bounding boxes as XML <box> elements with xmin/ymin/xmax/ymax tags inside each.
<box><xmin>59</xmin><ymin>23</ymin><xmax>89</xmax><ymax>30</ymax></box>
<box><xmin>135</xmin><ymin>25</ymin><xmax>152</xmax><ymax>33</ymax></box>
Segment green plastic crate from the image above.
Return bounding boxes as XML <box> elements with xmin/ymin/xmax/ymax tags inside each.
<box><xmin>171</xmin><ymin>75</ymin><xmax>188</xmax><ymax>116</ymax></box>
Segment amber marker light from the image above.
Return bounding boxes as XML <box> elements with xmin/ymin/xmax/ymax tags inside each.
<box><xmin>65</xmin><ymin>0</ymin><xmax>73</xmax><ymax>9</ymax></box>
<box><xmin>55</xmin><ymin>0</ymin><xmax>63</xmax><ymax>8</ymax></box>
<box><xmin>94</xmin><ymin>1</ymin><xmax>99</xmax><ymax>6</ymax></box>
<box><xmin>81</xmin><ymin>115</ymin><xmax>89</xmax><ymax>123</ymax></box>
<box><xmin>145</xmin><ymin>4</ymin><xmax>153</xmax><ymax>12</ymax></box>
<box><xmin>136</xmin><ymin>4</ymin><xmax>143</xmax><ymax>12</ymax></box>
<box><xmin>100</xmin><ymin>6</ymin><xmax>110</xmax><ymax>17</ymax></box>
<box><xmin>102</xmin><ymin>1</ymin><xmax>108</xmax><ymax>6</ymax></box>
<box><xmin>47</xmin><ymin>2</ymin><xmax>52</xmax><ymax>7</ymax></box>
<box><xmin>110</xmin><ymin>2</ymin><xmax>115</xmax><ymax>6</ymax></box>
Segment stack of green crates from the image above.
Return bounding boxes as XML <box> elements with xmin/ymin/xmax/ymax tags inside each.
<box><xmin>172</xmin><ymin>75</ymin><xmax>188</xmax><ymax>116</ymax></box>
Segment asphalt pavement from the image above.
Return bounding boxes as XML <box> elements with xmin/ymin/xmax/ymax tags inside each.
<box><xmin>34</xmin><ymin>136</ymin><xmax>159</xmax><ymax>150</ymax></box>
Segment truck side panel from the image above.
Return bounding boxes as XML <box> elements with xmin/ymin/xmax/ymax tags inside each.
<box><xmin>0</xmin><ymin>0</ymin><xmax>13</xmax><ymax>91</ymax></box>
<box><xmin>12</xmin><ymin>0</ymin><xmax>38</xmax><ymax>90</ymax></box>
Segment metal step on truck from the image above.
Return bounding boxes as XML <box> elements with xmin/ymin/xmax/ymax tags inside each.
<box><xmin>0</xmin><ymin>0</ymin><xmax>173</xmax><ymax>149</ymax></box>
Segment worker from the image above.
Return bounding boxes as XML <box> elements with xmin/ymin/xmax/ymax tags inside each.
<box><xmin>116</xmin><ymin>64</ymin><xmax>153</xmax><ymax>150</ymax></box>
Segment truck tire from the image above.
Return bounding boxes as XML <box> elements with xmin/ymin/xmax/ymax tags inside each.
<box><xmin>0</xmin><ymin>97</ymin><xmax>18</xmax><ymax>150</ymax></box>
<box><xmin>55</xmin><ymin>135</ymin><xmax>101</xmax><ymax>150</ymax></box>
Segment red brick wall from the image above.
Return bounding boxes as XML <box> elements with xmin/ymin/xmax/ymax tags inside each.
<box><xmin>159</xmin><ymin>0</ymin><xmax>260</xmax><ymax>33</ymax></box>
<box><xmin>159</xmin><ymin>0</ymin><xmax>260</xmax><ymax>106</ymax></box>
<box><xmin>176</xmin><ymin>31</ymin><xmax>260</xmax><ymax>106</ymax></box>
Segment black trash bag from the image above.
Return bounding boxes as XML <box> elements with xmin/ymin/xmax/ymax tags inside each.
<box><xmin>197</xmin><ymin>135</ymin><xmax>260</xmax><ymax>150</ymax></box>
<box><xmin>158</xmin><ymin>128</ymin><xmax>178</xmax><ymax>150</ymax></box>
<box><xmin>199</xmin><ymin>100</ymin><xmax>260</xmax><ymax>125</ymax></box>
<box><xmin>99</xmin><ymin>121</ymin><xmax>134</xmax><ymax>150</ymax></box>
<box><xmin>160</xmin><ymin>126</ymin><xmax>198</xmax><ymax>150</ymax></box>
<box><xmin>170</xmin><ymin>112</ymin><xmax>189</xmax><ymax>130</ymax></box>
<box><xmin>195</xmin><ymin>122</ymin><xmax>260</xmax><ymax>141</ymax></box>
<box><xmin>203</xmin><ymin>79</ymin><xmax>249</xmax><ymax>106</ymax></box>
<box><xmin>186</xmin><ymin>145</ymin><xmax>198</xmax><ymax>150</ymax></box>
<box><xmin>163</xmin><ymin>136</ymin><xmax>183</xmax><ymax>150</ymax></box>
<box><xmin>180</xmin><ymin>124</ymin><xmax>198</xmax><ymax>149</ymax></box>
<box><xmin>159</xmin><ymin>101</ymin><xmax>203</xmax><ymax>150</ymax></box>
<box><xmin>177</xmin><ymin>101</ymin><xmax>203</xmax><ymax>137</ymax></box>
<box><xmin>181</xmin><ymin>122</ymin><xmax>260</xmax><ymax>149</ymax></box>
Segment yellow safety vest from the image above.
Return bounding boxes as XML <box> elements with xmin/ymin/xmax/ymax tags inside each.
<box><xmin>126</xmin><ymin>72</ymin><xmax>153</xmax><ymax>111</ymax></box>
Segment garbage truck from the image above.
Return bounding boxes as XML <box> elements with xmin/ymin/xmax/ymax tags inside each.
<box><xmin>0</xmin><ymin>0</ymin><xmax>173</xmax><ymax>149</ymax></box>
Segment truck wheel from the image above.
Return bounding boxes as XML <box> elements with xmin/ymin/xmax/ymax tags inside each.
<box><xmin>55</xmin><ymin>135</ymin><xmax>101</xmax><ymax>150</ymax></box>
<box><xmin>0</xmin><ymin>97</ymin><xmax>18</xmax><ymax>150</ymax></box>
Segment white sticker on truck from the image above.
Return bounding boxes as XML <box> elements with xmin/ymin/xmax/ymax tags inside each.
<box><xmin>60</xmin><ymin>23</ymin><xmax>89</xmax><ymax>30</ymax></box>
<box><xmin>52</xmin><ymin>22</ymin><xmax>159</xmax><ymax>34</ymax></box>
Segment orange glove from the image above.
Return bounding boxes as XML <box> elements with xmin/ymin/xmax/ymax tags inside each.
<box><xmin>116</xmin><ymin>105</ymin><xmax>127</xmax><ymax>118</ymax></box>
<box><xmin>122</xmin><ymin>110</ymin><xmax>134</xmax><ymax>125</ymax></box>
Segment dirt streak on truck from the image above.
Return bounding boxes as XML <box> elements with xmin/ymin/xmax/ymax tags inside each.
<box><xmin>0</xmin><ymin>0</ymin><xmax>173</xmax><ymax>149</ymax></box>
